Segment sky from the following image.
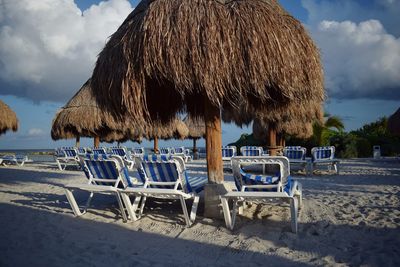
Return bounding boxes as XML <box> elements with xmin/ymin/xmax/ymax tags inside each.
<box><xmin>0</xmin><ymin>0</ymin><xmax>399</xmax><ymax>149</ymax></box>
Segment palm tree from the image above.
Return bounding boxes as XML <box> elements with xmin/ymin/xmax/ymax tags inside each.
<box><xmin>313</xmin><ymin>113</ymin><xmax>344</xmax><ymax>146</ymax></box>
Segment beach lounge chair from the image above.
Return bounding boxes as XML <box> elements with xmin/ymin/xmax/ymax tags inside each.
<box><xmin>222</xmin><ymin>146</ymin><xmax>237</xmax><ymax>161</ymax></box>
<box><xmin>64</xmin><ymin>154</ymin><xmax>141</xmax><ymax>221</ymax></box>
<box><xmin>109</xmin><ymin>146</ymin><xmax>135</xmax><ymax>170</ymax></box>
<box><xmin>220</xmin><ymin>156</ymin><xmax>302</xmax><ymax>233</ymax></box>
<box><xmin>311</xmin><ymin>146</ymin><xmax>340</xmax><ymax>174</ymax></box>
<box><xmin>0</xmin><ymin>154</ymin><xmax>31</xmax><ymax>166</ymax></box>
<box><xmin>283</xmin><ymin>146</ymin><xmax>311</xmax><ymax>175</ymax></box>
<box><xmin>159</xmin><ymin>147</ymin><xmax>172</xmax><ymax>156</ymax></box>
<box><xmin>76</xmin><ymin>147</ymin><xmax>87</xmax><ymax>156</ymax></box>
<box><xmin>92</xmin><ymin>147</ymin><xmax>108</xmax><ymax>156</ymax></box>
<box><xmin>240</xmin><ymin>146</ymin><xmax>264</xmax><ymax>156</ymax></box>
<box><xmin>54</xmin><ymin>147</ymin><xmax>80</xmax><ymax>170</ymax></box>
<box><xmin>171</xmin><ymin>147</ymin><xmax>192</xmax><ymax>162</ymax></box>
<box><xmin>132</xmin><ymin>147</ymin><xmax>145</xmax><ymax>158</ymax></box>
<box><xmin>120</xmin><ymin>155</ymin><xmax>207</xmax><ymax>227</ymax></box>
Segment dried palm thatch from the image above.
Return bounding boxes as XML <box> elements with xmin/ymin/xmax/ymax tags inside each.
<box><xmin>91</xmin><ymin>0</ymin><xmax>324</xmax><ymax>123</ymax></box>
<box><xmin>51</xmin><ymin>79</ymin><xmax>144</xmax><ymax>142</ymax></box>
<box><xmin>144</xmin><ymin>118</ymin><xmax>189</xmax><ymax>140</ymax></box>
<box><xmin>388</xmin><ymin>108</ymin><xmax>400</xmax><ymax>135</ymax></box>
<box><xmin>0</xmin><ymin>100</ymin><xmax>18</xmax><ymax>135</ymax></box>
<box><xmin>253</xmin><ymin>117</ymin><xmax>314</xmax><ymax>141</ymax></box>
<box><xmin>183</xmin><ymin>116</ymin><xmax>206</xmax><ymax>139</ymax></box>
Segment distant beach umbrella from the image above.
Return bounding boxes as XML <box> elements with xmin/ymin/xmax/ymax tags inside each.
<box><xmin>388</xmin><ymin>108</ymin><xmax>400</xmax><ymax>135</ymax></box>
<box><xmin>0</xmin><ymin>100</ymin><xmax>18</xmax><ymax>135</ymax></box>
<box><xmin>183</xmin><ymin>116</ymin><xmax>205</xmax><ymax>155</ymax></box>
<box><xmin>51</xmin><ymin>79</ymin><xmax>143</xmax><ymax>147</ymax></box>
<box><xmin>90</xmin><ymin>0</ymin><xmax>324</xmax><ymax>216</ymax></box>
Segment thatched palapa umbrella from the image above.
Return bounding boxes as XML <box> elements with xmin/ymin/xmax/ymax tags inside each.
<box><xmin>0</xmin><ymin>100</ymin><xmax>18</xmax><ymax>135</ymax></box>
<box><xmin>51</xmin><ymin>79</ymin><xmax>143</xmax><ymax>147</ymax></box>
<box><xmin>144</xmin><ymin>118</ymin><xmax>189</xmax><ymax>153</ymax></box>
<box><xmin>183</xmin><ymin>116</ymin><xmax>205</xmax><ymax>156</ymax></box>
<box><xmin>90</xmin><ymin>0</ymin><xmax>324</xmax><ymax>216</ymax></box>
<box><xmin>388</xmin><ymin>108</ymin><xmax>400</xmax><ymax>136</ymax></box>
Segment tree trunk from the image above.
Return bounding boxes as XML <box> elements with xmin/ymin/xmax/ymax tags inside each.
<box><xmin>193</xmin><ymin>138</ymin><xmax>198</xmax><ymax>159</ymax></box>
<box><xmin>94</xmin><ymin>136</ymin><xmax>100</xmax><ymax>148</ymax></box>
<box><xmin>75</xmin><ymin>136</ymin><xmax>80</xmax><ymax>147</ymax></box>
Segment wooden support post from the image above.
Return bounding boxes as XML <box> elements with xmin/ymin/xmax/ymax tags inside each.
<box><xmin>154</xmin><ymin>137</ymin><xmax>159</xmax><ymax>154</ymax></box>
<box><xmin>268</xmin><ymin>126</ymin><xmax>277</xmax><ymax>156</ymax></box>
<box><xmin>75</xmin><ymin>136</ymin><xmax>80</xmax><ymax>147</ymax></box>
<box><xmin>94</xmin><ymin>136</ymin><xmax>100</xmax><ymax>148</ymax></box>
<box><xmin>193</xmin><ymin>139</ymin><xmax>198</xmax><ymax>159</ymax></box>
<box><xmin>203</xmin><ymin>99</ymin><xmax>228</xmax><ymax>218</ymax></box>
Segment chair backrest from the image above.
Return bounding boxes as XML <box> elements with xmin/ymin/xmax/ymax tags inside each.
<box><xmin>132</xmin><ymin>147</ymin><xmax>145</xmax><ymax>156</ymax></box>
<box><xmin>222</xmin><ymin>146</ymin><xmax>237</xmax><ymax>158</ymax></box>
<box><xmin>92</xmin><ymin>147</ymin><xmax>108</xmax><ymax>156</ymax></box>
<box><xmin>136</xmin><ymin>155</ymin><xmax>192</xmax><ymax>192</ymax></box>
<box><xmin>159</xmin><ymin>147</ymin><xmax>171</xmax><ymax>155</ymax></box>
<box><xmin>283</xmin><ymin>146</ymin><xmax>306</xmax><ymax>160</ymax></box>
<box><xmin>109</xmin><ymin>147</ymin><xmax>128</xmax><ymax>157</ymax></box>
<box><xmin>171</xmin><ymin>147</ymin><xmax>185</xmax><ymax>154</ymax></box>
<box><xmin>62</xmin><ymin>147</ymin><xmax>78</xmax><ymax>158</ymax></box>
<box><xmin>82</xmin><ymin>154</ymin><xmax>133</xmax><ymax>188</ymax></box>
<box><xmin>311</xmin><ymin>146</ymin><xmax>335</xmax><ymax>161</ymax></box>
<box><xmin>240</xmin><ymin>146</ymin><xmax>263</xmax><ymax>156</ymax></box>
<box><xmin>77</xmin><ymin>147</ymin><xmax>87</xmax><ymax>155</ymax></box>
<box><xmin>231</xmin><ymin>156</ymin><xmax>290</xmax><ymax>191</ymax></box>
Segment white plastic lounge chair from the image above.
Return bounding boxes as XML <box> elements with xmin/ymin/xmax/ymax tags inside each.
<box><xmin>120</xmin><ymin>154</ymin><xmax>207</xmax><ymax>227</ymax></box>
<box><xmin>92</xmin><ymin>147</ymin><xmax>108</xmax><ymax>156</ymax></box>
<box><xmin>220</xmin><ymin>156</ymin><xmax>302</xmax><ymax>233</ymax></box>
<box><xmin>283</xmin><ymin>146</ymin><xmax>311</xmax><ymax>175</ymax></box>
<box><xmin>222</xmin><ymin>146</ymin><xmax>237</xmax><ymax>161</ymax></box>
<box><xmin>311</xmin><ymin>146</ymin><xmax>340</xmax><ymax>174</ymax></box>
<box><xmin>54</xmin><ymin>147</ymin><xmax>80</xmax><ymax>170</ymax></box>
<box><xmin>240</xmin><ymin>146</ymin><xmax>264</xmax><ymax>156</ymax></box>
<box><xmin>64</xmin><ymin>154</ymin><xmax>142</xmax><ymax>221</ymax></box>
<box><xmin>0</xmin><ymin>154</ymin><xmax>31</xmax><ymax>166</ymax></box>
<box><xmin>132</xmin><ymin>147</ymin><xmax>145</xmax><ymax>158</ymax></box>
<box><xmin>76</xmin><ymin>147</ymin><xmax>87</xmax><ymax>156</ymax></box>
<box><xmin>159</xmin><ymin>147</ymin><xmax>172</xmax><ymax>156</ymax></box>
<box><xmin>109</xmin><ymin>146</ymin><xmax>135</xmax><ymax>170</ymax></box>
<box><xmin>171</xmin><ymin>147</ymin><xmax>192</xmax><ymax>162</ymax></box>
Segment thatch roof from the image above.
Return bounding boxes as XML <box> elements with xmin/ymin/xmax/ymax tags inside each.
<box><xmin>91</xmin><ymin>0</ymin><xmax>324</xmax><ymax>124</ymax></box>
<box><xmin>183</xmin><ymin>116</ymin><xmax>205</xmax><ymax>139</ymax></box>
<box><xmin>51</xmin><ymin>79</ymin><xmax>143</xmax><ymax>142</ymax></box>
<box><xmin>388</xmin><ymin>108</ymin><xmax>400</xmax><ymax>135</ymax></box>
<box><xmin>144</xmin><ymin>118</ymin><xmax>189</xmax><ymax>140</ymax></box>
<box><xmin>0</xmin><ymin>100</ymin><xmax>18</xmax><ymax>135</ymax></box>
<box><xmin>253</xmin><ymin>117</ymin><xmax>314</xmax><ymax>140</ymax></box>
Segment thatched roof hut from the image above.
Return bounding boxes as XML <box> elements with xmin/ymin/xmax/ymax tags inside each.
<box><xmin>51</xmin><ymin>79</ymin><xmax>143</xmax><ymax>144</ymax></box>
<box><xmin>0</xmin><ymin>100</ymin><xmax>18</xmax><ymax>135</ymax></box>
<box><xmin>89</xmin><ymin>0</ymin><xmax>324</xmax><ymax>215</ymax></box>
<box><xmin>144</xmin><ymin>118</ymin><xmax>189</xmax><ymax>140</ymax></box>
<box><xmin>91</xmin><ymin>0</ymin><xmax>324</xmax><ymax>123</ymax></box>
<box><xmin>388</xmin><ymin>108</ymin><xmax>400</xmax><ymax>135</ymax></box>
<box><xmin>183</xmin><ymin>116</ymin><xmax>206</xmax><ymax>139</ymax></box>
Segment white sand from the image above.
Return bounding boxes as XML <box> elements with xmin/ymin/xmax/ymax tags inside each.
<box><xmin>0</xmin><ymin>158</ymin><xmax>399</xmax><ymax>266</ymax></box>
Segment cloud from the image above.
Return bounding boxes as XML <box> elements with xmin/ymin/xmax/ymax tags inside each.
<box><xmin>0</xmin><ymin>0</ymin><xmax>134</xmax><ymax>103</ymax></box>
<box><xmin>27</xmin><ymin>128</ymin><xmax>45</xmax><ymax>137</ymax></box>
<box><xmin>312</xmin><ymin>19</ymin><xmax>400</xmax><ymax>100</ymax></box>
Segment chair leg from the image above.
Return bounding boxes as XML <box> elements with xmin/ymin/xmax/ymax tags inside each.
<box><xmin>115</xmin><ymin>193</ymin><xmax>128</xmax><ymax>222</ymax></box>
<box><xmin>290</xmin><ymin>197</ymin><xmax>298</xmax><ymax>233</ymax></box>
<box><xmin>120</xmin><ymin>193</ymin><xmax>138</xmax><ymax>221</ymax></box>
<box><xmin>83</xmin><ymin>192</ymin><xmax>94</xmax><ymax>213</ymax></box>
<box><xmin>220</xmin><ymin>197</ymin><xmax>233</xmax><ymax>230</ymax></box>
<box><xmin>65</xmin><ymin>189</ymin><xmax>84</xmax><ymax>216</ymax></box>
<box><xmin>189</xmin><ymin>195</ymin><xmax>200</xmax><ymax>222</ymax></box>
<box><xmin>179</xmin><ymin>196</ymin><xmax>191</xmax><ymax>227</ymax></box>
<box><xmin>138</xmin><ymin>196</ymin><xmax>147</xmax><ymax>217</ymax></box>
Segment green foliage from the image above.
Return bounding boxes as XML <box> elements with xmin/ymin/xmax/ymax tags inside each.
<box><xmin>228</xmin><ymin>133</ymin><xmax>265</xmax><ymax>152</ymax></box>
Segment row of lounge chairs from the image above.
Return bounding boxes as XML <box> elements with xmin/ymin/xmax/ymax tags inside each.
<box><xmin>0</xmin><ymin>154</ymin><xmax>32</xmax><ymax>166</ymax></box>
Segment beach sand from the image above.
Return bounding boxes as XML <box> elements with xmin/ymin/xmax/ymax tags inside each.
<box><xmin>0</xmin><ymin>158</ymin><xmax>399</xmax><ymax>266</ymax></box>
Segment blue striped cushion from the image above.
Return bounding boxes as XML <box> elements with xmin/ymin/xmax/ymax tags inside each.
<box><xmin>132</xmin><ymin>148</ymin><xmax>144</xmax><ymax>154</ymax></box>
<box><xmin>77</xmin><ymin>147</ymin><xmax>86</xmax><ymax>154</ymax></box>
<box><xmin>159</xmin><ymin>148</ymin><xmax>170</xmax><ymax>155</ymax></box>
<box><xmin>313</xmin><ymin>147</ymin><xmax>332</xmax><ymax>160</ymax></box>
<box><xmin>184</xmin><ymin>175</ymin><xmax>207</xmax><ymax>193</ymax></box>
<box><xmin>64</xmin><ymin>149</ymin><xmax>77</xmax><ymax>157</ymax></box>
<box><xmin>222</xmin><ymin>148</ymin><xmax>235</xmax><ymax>157</ymax></box>
<box><xmin>140</xmin><ymin>161</ymin><xmax>179</xmax><ymax>189</ymax></box>
<box><xmin>110</xmin><ymin>148</ymin><xmax>126</xmax><ymax>157</ymax></box>
<box><xmin>174</xmin><ymin>147</ymin><xmax>184</xmax><ymax>153</ymax></box>
<box><xmin>236</xmin><ymin>168</ymin><xmax>280</xmax><ymax>192</ymax></box>
<box><xmin>242</xmin><ymin>149</ymin><xmax>261</xmax><ymax>156</ymax></box>
<box><xmin>143</xmin><ymin>154</ymin><xmax>171</xmax><ymax>162</ymax></box>
<box><xmin>92</xmin><ymin>148</ymin><xmax>107</xmax><ymax>155</ymax></box>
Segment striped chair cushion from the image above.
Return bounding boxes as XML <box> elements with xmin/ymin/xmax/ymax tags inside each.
<box><xmin>143</xmin><ymin>154</ymin><xmax>171</xmax><ymax>162</ymax></box>
<box><xmin>77</xmin><ymin>147</ymin><xmax>86</xmax><ymax>154</ymax></box>
<box><xmin>83</xmin><ymin>155</ymin><xmax>134</xmax><ymax>188</ymax></box>
<box><xmin>110</xmin><ymin>147</ymin><xmax>127</xmax><ymax>157</ymax></box>
<box><xmin>159</xmin><ymin>148</ymin><xmax>171</xmax><ymax>155</ymax></box>
<box><xmin>184</xmin><ymin>175</ymin><xmax>207</xmax><ymax>193</ymax></box>
<box><xmin>241</xmin><ymin>149</ymin><xmax>262</xmax><ymax>156</ymax></box>
<box><xmin>222</xmin><ymin>147</ymin><xmax>235</xmax><ymax>158</ymax></box>
<box><xmin>313</xmin><ymin>147</ymin><xmax>333</xmax><ymax>161</ymax></box>
<box><xmin>64</xmin><ymin>149</ymin><xmax>77</xmax><ymax>157</ymax></box>
<box><xmin>235</xmin><ymin>168</ymin><xmax>280</xmax><ymax>192</ymax></box>
<box><xmin>139</xmin><ymin>161</ymin><xmax>180</xmax><ymax>189</ymax></box>
<box><xmin>173</xmin><ymin>147</ymin><xmax>185</xmax><ymax>154</ymax></box>
<box><xmin>284</xmin><ymin>150</ymin><xmax>305</xmax><ymax>160</ymax></box>
<box><xmin>132</xmin><ymin>148</ymin><xmax>145</xmax><ymax>155</ymax></box>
